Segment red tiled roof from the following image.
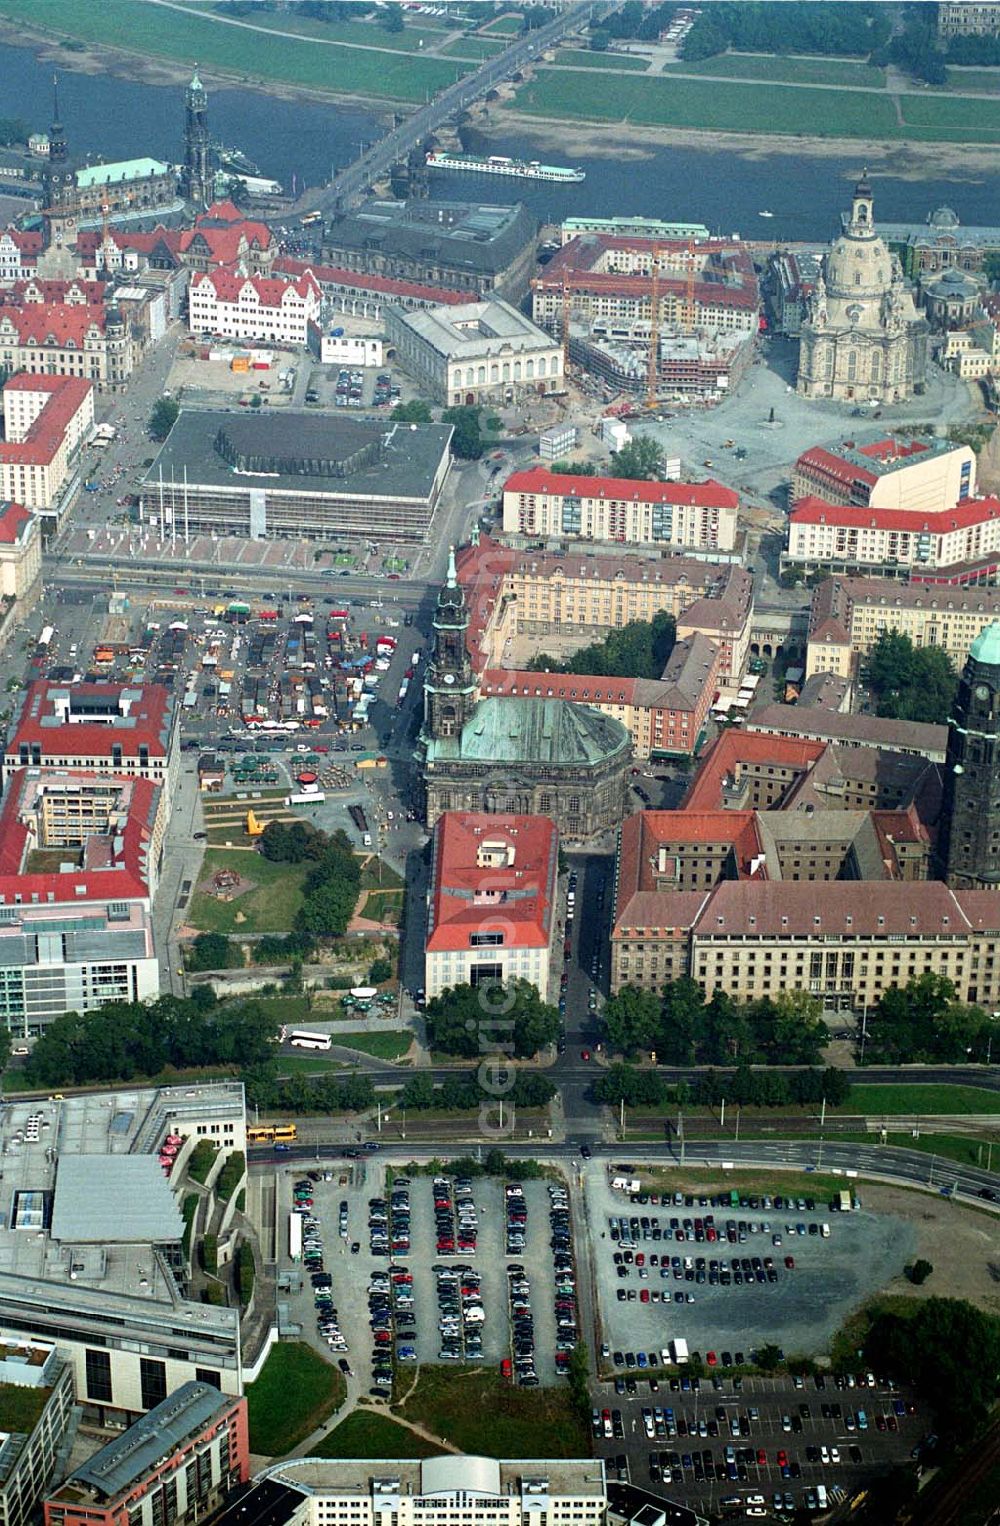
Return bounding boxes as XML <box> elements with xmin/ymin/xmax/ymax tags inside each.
<box><xmin>683</xmin><ymin>728</ymin><xmax>826</xmax><ymax>811</ymax></box>
<box><xmin>3</xmin><ymin>278</ymin><xmax>106</xmax><ymax>306</ymax></box>
<box><xmin>0</xmin><ymin>500</ymin><xmax>32</xmax><ymax>545</ymax></box>
<box><xmin>274</xmin><ymin>255</ymin><xmax>467</xmax><ymax>306</ymax></box>
<box><xmin>790</xmin><ymin>493</ymin><xmax>1000</xmax><ymax>535</ymax></box>
<box><xmin>0</xmin><ymin>768</ymin><xmax>157</xmax><ymax>902</ymax></box>
<box><xmin>503</xmin><ymin>466</ymin><xmax>738</xmax><ymax>508</ymax></box>
<box><xmin>0</xmin><ymin>229</ymin><xmax>43</xmax><ymax>254</ymax></box>
<box><xmin>427</xmin><ymin>811</ymin><xmax>556</xmax><ymax>953</ymax></box>
<box><xmin>455</xmin><ymin>535</ymin><xmax>516</xmax><ymax>669</ymax></box>
<box><xmin>6</xmin><ymin>681</ymin><xmax>173</xmax><ymax>759</ymax></box>
<box><xmin>0</xmin><ymin>375</ymin><xmax>92</xmax><ymax>468</ymax></box>
<box><xmin>692</xmin><ymin>877</ymin><xmax>964</xmax><ymax>938</ymax></box>
<box><xmin>537</xmin><ymin>235</ymin><xmax>759</xmax><ymax>310</ymax></box>
<box><xmin>192</xmin><ymin>268</ymin><xmax>319</xmax><ymax>307</ymax></box>
<box><xmin>481</xmin><ymin>669</ymin><xmax>640</xmax><ymax>706</ymax></box>
<box><xmin>0</xmin><ymin>302</ymin><xmax>105</xmax><ymax>347</ymax></box>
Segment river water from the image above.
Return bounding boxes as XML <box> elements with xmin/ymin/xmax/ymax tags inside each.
<box><xmin>5</xmin><ymin>40</ymin><xmax>999</xmax><ymax>240</ymax></box>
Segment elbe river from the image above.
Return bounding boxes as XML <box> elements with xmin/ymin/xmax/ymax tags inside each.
<box><xmin>5</xmin><ymin>40</ymin><xmax>1000</xmax><ymax>240</ymax></box>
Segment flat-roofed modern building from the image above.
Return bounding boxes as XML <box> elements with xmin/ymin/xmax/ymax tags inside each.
<box><xmin>44</xmin><ymin>1382</ymin><xmax>249</xmax><ymax>1526</ymax></box>
<box><xmin>385</xmin><ymin>300</ymin><xmax>561</xmax><ymax>407</ymax></box>
<box><xmin>0</xmin><ymin>1342</ymin><xmax>74</xmax><ymax>1526</ymax></box>
<box><xmin>791</xmin><ymin>435</ymin><xmax>976</xmax><ymax>512</ymax></box>
<box><xmin>140</xmin><ymin>411</ymin><xmax>453</xmax><ymax>543</ymax></box>
<box><xmin>0</xmin><ymin>1085</ymin><xmax>245</xmax><ymax>1421</ymax></box>
<box><xmin>248</xmin><ymin>1457</ymin><xmax>607</xmax><ymax>1526</ymax></box>
<box><xmin>426</xmin><ymin>812</ymin><xmax>558</xmax><ymax>1002</ymax></box>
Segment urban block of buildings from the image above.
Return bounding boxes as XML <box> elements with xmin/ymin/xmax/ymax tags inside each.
<box><xmin>937</xmin><ymin>2</ymin><xmax>1000</xmax><ymax>37</ymax></box>
<box><xmin>3</xmin><ymin>680</ymin><xmax>177</xmax><ymax>792</ymax></box>
<box><xmin>501</xmin><ymin>466</ymin><xmax>739</xmax><ymax>553</ymax></box>
<box><xmin>0</xmin><ymin>375</ymin><xmax>95</xmax><ymax>520</ymax></box>
<box><xmin>0</xmin><ymin>1083</ymin><xmax>246</xmax><ymax>1422</ymax></box>
<box><xmin>188</xmin><ymin>268</ymin><xmax>321</xmax><ymax>347</ymax></box>
<box><xmin>0</xmin><ymin>499</ymin><xmax>42</xmax><ymax>610</ymax></box>
<box><xmin>805</xmin><ymin>573</ymin><xmax>1000</xmax><ymax>681</ymax></box>
<box><xmin>790</xmin><ymin>435</ymin><xmax>975</xmax><ymax>512</ymax></box>
<box><xmin>385</xmin><ymin>299</ymin><xmax>561</xmax><ymax>407</ymax></box>
<box><xmin>276</xmin><ymin>255</ymin><xmax>467</xmax><ymax>320</ymax></box>
<box><xmin>879</xmin><ymin>203</ymin><xmax>1000</xmax><ymax>278</ymax></box>
<box><xmin>322</xmin><ymin>199</ymin><xmax>538</xmax><ymax>302</ymax></box>
<box><xmin>420</xmin><ymin>553</ymin><xmax>630</xmax><ymax>839</ymax></box>
<box><xmin>425</xmin><ymin>812</ymin><xmax>558</xmax><ymax>1001</ymax></box>
<box><xmin>0</xmin><ymin>1341</ymin><xmax>74</xmax><ymax>1526</ymax></box>
<box><xmin>796</xmin><ymin>175</ymin><xmax>928</xmax><ymax>404</ymax></box>
<box><xmin>141</xmin><ymin>411</ymin><xmax>453</xmax><ymax>543</ymax></box>
<box><xmin>44</xmin><ymin>1382</ymin><xmax>249</xmax><ymax>1526</ymax></box>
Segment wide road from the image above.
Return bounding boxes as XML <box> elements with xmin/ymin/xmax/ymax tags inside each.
<box><xmin>304</xmin><ymin>1</ymin><xmax>598</xmax><ymax>215</ymax></box>
<box><xmin>249</xmin><ymin>1137</ymin><xmax>1000</xmax><ymax>1204</ymax></box>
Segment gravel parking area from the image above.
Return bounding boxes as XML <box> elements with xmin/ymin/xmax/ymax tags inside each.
<box><xmin>585</xmin><ymin>1169</ymin><xmax>914</xmax><ymax>1359</ymax></box>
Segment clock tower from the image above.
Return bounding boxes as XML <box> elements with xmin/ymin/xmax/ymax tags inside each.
<box><xmin>938</xmin><ymin>622</ymin><xmax>1000</xmax><ymax>889</ymax></box>
<box><xmin>423</xmin><ymin>547</ymin><xmax>477</xmax><ymax>741</ymax></box>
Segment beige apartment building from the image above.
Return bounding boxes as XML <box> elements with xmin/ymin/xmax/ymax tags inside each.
<box><xmin>806</xmin><ymin>574</ymin><xmax>1000</xmax><ymax>681</ymax></box>
<box><xmin>502</xmin><ymin>466</ymin><xmax>739</xmax><ymax>553</ymax></box>
<box><xmin>791</xmin><ymin>436</ymin><xmax>976</xmax><ymax>512</ymax></box>
<box><xmin>456</xmin><ymin>537</ymin><xmax>752</xmax><ymax>681</ymax></box>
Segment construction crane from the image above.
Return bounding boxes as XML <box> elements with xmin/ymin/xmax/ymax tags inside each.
<box><xmin>646</xmin><ymin>244</ymin><xmax>661</xmax><ymax>409</ymax></box>
<box><xmin>685</xmin><ymin>237</ymin><xmax>697</xmax><ymax>330</ymax></box>
<box><xmin>561</xmin><ymin>271</ymin><xmax>572</xmax><ymax>380</ymax></box>
<box><xmin>100</xmin><ymin>188</ymin><xmax>111</xmax><ymax>275</ymax></box>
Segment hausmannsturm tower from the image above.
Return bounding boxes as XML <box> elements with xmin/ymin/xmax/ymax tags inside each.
<box><xmin>938</xmin><ymin>622</ymin><xmax>1000</xmax><ymax>889</ymax></box>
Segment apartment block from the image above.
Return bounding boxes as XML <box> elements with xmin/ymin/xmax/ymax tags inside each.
<box><xmin>501</xmin><ymin>467</ymin><xmax>739</xmax><ymax>552</ymax></box>
<box><xmin>805</xmin><ymin>574</ymin><xmax>1000</xmax><ymax>682</ymax></box>
<box><xmin>0</xmin><ymin>376</ymin><xmax>94</xmax><ymax>518</ymax></box>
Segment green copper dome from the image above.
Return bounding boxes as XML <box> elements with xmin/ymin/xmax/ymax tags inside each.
<box><xmin>970</xmin><ymin>622</ymin><xmax>1000</xmax><ymax>668</ymax></box>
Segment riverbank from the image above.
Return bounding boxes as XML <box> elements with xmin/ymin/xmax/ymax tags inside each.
<box><xmin>485</xmin><ymin>100</ymin><xmax>1000</xmax><ymax>176</ymax></box>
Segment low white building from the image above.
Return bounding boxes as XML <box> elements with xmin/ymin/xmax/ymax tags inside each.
<box><xmin>318</xmin><ymin>330</ymin><xmax>383</xmax><ymax>367</ymax></box>
<box><xmin>0</xmin><ymin>374</ymin><xmax>95</xmax><ymax>517</ymax></box>
<box><xmin>188</xmin><ymin>268</ymin><xmax>321</xmax><ymax>346</ymax></box>
<box><xmin>254</xmin><ymin>1457</ymin><xmax>607</xmax><ymax>1526</ymax></box>
<box><xmin>385</xmin><ymin>298</ymin><xmax>562</xmax><ymax>406</ymax></box>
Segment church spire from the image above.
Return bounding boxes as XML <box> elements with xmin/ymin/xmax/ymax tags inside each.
<box><xmin>446</xmin><ymin>545</ymin><xmax>457</xmax><ymax>587</ymax></box>
<box><xmin>49</xmin><ymin>73</ymin><xmax>66</xmax><ymax>165</ymax></box>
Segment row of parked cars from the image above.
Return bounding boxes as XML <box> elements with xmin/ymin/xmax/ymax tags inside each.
<box><xmin>548</xmin><ymin>1182</ymin><xmax>578</xmax><ymax>1377</ymax></box>
<box><xmin>370</xmin><ymin>1180</ymin><xmax>410</xmax><ymax>1257</ymax></box>
<box><xmin>434</xmin><ymin>1175</ymin><xmax>478</xmax><ymax>1255</ymax></box>
<box><xmin>294</xmin><ymin>1177</ymin><xmax>352</xmax><ymax>1361</ymax></box>
<box><xmin>505</xmin><ymin>1179</ymin><xmax>528</xmax><ymax>1256</ymax></box>
<box><xmin>506</xmin><ymin>1264</ymin><xmax>538</xmax><ymax>1387</ymax></box>
<box><xmin>436</xmin><ymin>1264</ymin><xmax>484</xmax><ymax>1361</ymax></box>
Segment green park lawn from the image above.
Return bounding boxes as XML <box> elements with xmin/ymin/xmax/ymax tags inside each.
<box><xmin>0</xmin><ymin>0</ymin><xmax>468</xmax><ymax>102</ymax></box>
<box><xmin>440</xmin><ymin>34</ymin><xmax>510</xmax><ymax>59</ymax></box>
<box><xmin>512</xmin><ymin>72</ymin><xmax>902</xmax><ymax>138</ymax></box>
<box><xmin>666</xmin><ymin>52</ymin><xmax>886</xmax><ymax>86</ymax></box>
<box><xmin>277</xmin><ymin>1029</ymin><xmax>411</xmax><ymax>1063</ymax></box>
<box><xmin>550</xmin><ymin>49</ymin><xmax>650</xmax><ymax>71</ymax></box>
<box><xmin>310</xmin><ymin>1409</ymin><xmax>439</xmax><ymax>1459</ymax></box>
<box><xmin>845</xmin><ymin>1084</ymin><xmax>1000</xmax><ymax>1116</ymax></box>
<box><xmin>187</xmin><ymin>850</ymin><xmax>308</xmax><ymax>936</ymax></box>
<box><xmin>945</xmin><ymin>67</ymin><xmax>1000</xmax><ymax>91</ymax></box>
<box><xmin>395</xmin><ymin>1366</ymin><xmax>589</xmax><ymax>1457</ymax></box>
<box><xmin>482</xmin><ymin>14</ymin><xmax>524</xmax><ymax>34</ymax></box>
<box><xmin>246</xmin><ymin>1343</ymin><xmax>346</xmax><ymax>1456</ymax></box>
<box><xmin>897</xmin><ymin>89</ymin><xmax>1000</xmax><ymax>137</ymax></box>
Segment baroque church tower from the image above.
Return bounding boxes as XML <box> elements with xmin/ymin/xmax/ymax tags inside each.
<box><xmin>938</xmin><ymin>623</ymin><xmax>1000</xmax><ymax>890</ymax></box>
<box><xmin>422</xmin><ymin>548</ymin><xmax>477</xmax><ymax>742</ymax></box>
<box><xmin>183</xmin><ymin>68</ymin><xmax>211</xmax><ymax>208</ymax></box>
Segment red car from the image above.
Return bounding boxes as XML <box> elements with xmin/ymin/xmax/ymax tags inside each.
<box><xmin>640</xmin><ymin>1289</ymin><xmax>650</xmax><ymax>1304</ymax></box>
<box><xmin>581</xmin><ymin>1049</ymin><xmax>591</xmax><ymax>1061</ymax></box>
<box><xmin>706</xmin><ymin>1351</ymin><xmax>717</xmax><ymax>1367</ymax></box>
<box><xmin>757</xmin><ymin>1449</ymin><xmax>767</xmax><ymax>1466</ymax></box>
<box><xmin>785</xmin><ymin>1255</ymin><xmax>795</xmax><ymax>1269</ymax></box>
<box><xmin>777</xmin><ymin>1450</ymin><xmax>788</xmax><ymax>1467</ymax></box>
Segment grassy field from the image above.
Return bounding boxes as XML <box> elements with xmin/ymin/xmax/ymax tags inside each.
<box><xmin>550</xmin><ymin>49</ymin><xmax>650</xmax><ymax>71</ymax></box>
<box><xmin>168</xmin><ymin>4</ymin><xmax>444</xmax><ymax>53</ymax></box>
<box><xmin>513</xmin><ymin>71</ymin><xmax>902</xmax><ymax>138</ymax></box>
<box><xmin>847</xmin><ymin>1084</ymin><xmax>1000</xmax><ymax>1116</ymax></box>
<box><xmin>310</xmin><ymin>1409</ymin><xmax>439</xmax><ymax>1459</ymax></box>
<box><xmin>635</xmin><ymin>1167</ymin><xmax>855</xmax><ymax>1200</ymax></box>
<box><xmin>360</xmin><ymin>858</ymin><xmax>405</xmax><ymax>892</ymax></box>
<box><xmin>483</xmin><ymin>14</ymin><xmax>523</xmax><ymax>35</ymax></box>
<box><xmin>946</xmin><ymin>67</ymin><xmax>1000</xmax><ymax>91</ymax></box>
<box><xmin>0</xmin><ymin>0</ymin><xmax>468</xmax><ymax>102</ymax></box>
<box><xmin>395</xmin><ymin>1366</ymin><xmax>589</xmax><ymax>1457</ymax></box>
<box><xmin>666</xmin><ymin>51</ymin><xmax>885</xmax><ymax>86</ymax></box>
<box><xmin>439</xmin><ymin>34</ymin><xmax>510</xmax><ymax>59</ymax></box>
<box><xmin>187</xmin><ymin>849</ymin><xmax>308</xmax><ymax>936</ymax></box>
<box><xmin>837</xmin><ymin>1131</ymin><xmax>998</xmax><ymax>1168</ymax></box>
<box><xmin>513</xmin><ymin>66</ymin><xmax>1000</xmax><ymax>142</ymax></box>
<box><xmin>330</xmin><ymin>1028</ymin><xmax>411</xmax><ymax>1060</ymax></box>
<box><xmin>246</xmin><ymin>1342</ymin><xmax>346</xmax><ymax>1457</ymax></box>
<box><xmin>363</xmin><ymin>889</ymin><xmax>405</xmax><ymax>924</ymax></box>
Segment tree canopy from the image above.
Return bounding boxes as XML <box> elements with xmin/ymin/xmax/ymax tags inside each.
<box><xmin>863</xmin><ymin>1298</ymin><xmax>1000</xmax><ymax>1441</ymax></box>
<box><xmin>681</xmin><ymin>2</ymin><xmax>888</xmax><ymax>62</ymax></box>
<box><xmin>527</xmin><ymin>610</ymin><xmax>676</xmax><ymax>679</ymax></box>
<box><xmin>149</xmin><ymin>397</ymin><xmax>179</xmax><ymax>441</ymax></box>
<box><xmin>442</xmin><ymin>405</ymin><xmax>484</xmax><ymax>460</ymax></box>
<box><xmin>424</xmin><ymin>979</ymin><xmax>560</xmax><ymax>1059</ymax></box>
<box><xmin>862</xmin><ymin>972</ymin><xmax>996</xmax><ymax>1065</ymax></box>
<box><xmin>391</xmin><ymin>399</ymin><xmax>433</xmax><ymax>423</ymax></box>
<box><xmin>603</xmin><ymin>978</ymin><xmax>829</xmax><ymax>1067</ymax></box>
<box><xmin>259</xmin><ymin>821</ymin><xmax>361</xmax><ymax>937</ymax></box>
<box><xmin>610</xmin><ymin>435</ymin><xmax>665</xmax><ymax>481</ymax></box>
<box><xmin>863</xmin><ymin>630</ymin><xmax>957</xmax><ymax>724</ymax></box>
<box><xmin>24</xmin><ymin>991</ymin><xmax>276</xmax><ymax>1087</ymax></box>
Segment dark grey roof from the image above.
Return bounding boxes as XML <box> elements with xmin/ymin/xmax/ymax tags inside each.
<box><xmin>325</xmin><ymin>197</ymin><xmax>537</xmax><ymax>276</ymax></box>
<box><xmin>211</xmin><ymin>1481</ymin><xmax>305</xmax><ymax>1526</ymax></box>
<box><xmin>70</xmin><ymin>1383</ymin><xmax>231</xmax><ymax>1499</ymax></box>
<box><xmin>143</xmin><ymin>410</ymin><xmax>452</xmax><ymax>504</ymax></box>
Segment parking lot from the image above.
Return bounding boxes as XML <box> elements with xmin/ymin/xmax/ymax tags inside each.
<box><xmin>586</xmin><ymin>1171</ymin><xmax>914</xmax><ymax>1359</ymax></box>
<box><xmin>278</xmin><ymin>1164</ymin><xmax>581</xmax><ymax>1398</ymax></box>
<box><xmin>591</xmin><ymin>1366</ymin><xmax>924</xmax><ymax>1517</ymax></box>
